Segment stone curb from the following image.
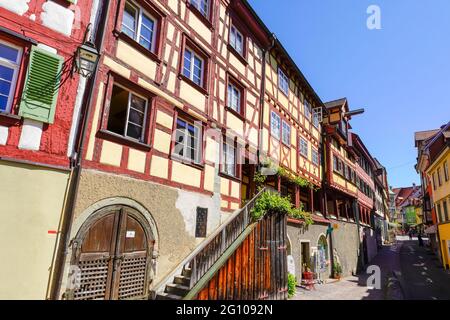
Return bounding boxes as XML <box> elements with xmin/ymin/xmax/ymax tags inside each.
<box><xmin>385</xmin><ymin>271</ymin><xmax>405</xmax><ymax>300</ymax></box>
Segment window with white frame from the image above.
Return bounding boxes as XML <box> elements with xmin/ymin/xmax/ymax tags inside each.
<box><xmin>222</xmin><ymin>139</ymin><xmax>237</xmax><ymax>177</ymax></box>
<box><xmin>282</xmin><ymin>120</ymin><xmax>291</xmax><ymax>145</ymax></box>
<box><xmin>190</xmin><ymin>0</ymin><xmax>209</xmax><ymax>18</ymax></box>
<box><xmin>304</xmin><ymin>99</ymin><xmax>311</xmax><ymax>120</ymax></box>
<box><xmin>0</xmin><ymin>41</ymin><xmax>22</xmax><ymax>113</ymax></box>
<box><xmin>107</xmin><ymin>84</ymin><xmax>148</xmax><ymax>141</ymax></box>
<box><xmin>227</xmin><ymin>82</ymin><xmax>241</xmax><ymax>114</ymax></box>
<box><xmin>312</xmin><ymin>148</ymin><xmax>319</xmax><ymax>166</ymax></box>
<box><xmin>173</xmin><ymin>116</ymin><xmax>202</xmax><ymax>164</ymax></box>
<box><xmin>444</xmin><ymin>161</ymin><xmax>449</xmax><ymax>182</ymax></box>
<box><xmin>183</xmin><ymin>48</ymin><xmax>204</xmax><ymax>87</ymax></box>
<box><xmin>299</xmin><ymin>137</ymin><xmax>308</xmax><ymax>157</ymax></box>
<box><xmin>271</xmin><ymin>111</ymin><xmax>281</xmax><ymax>140</ymax></box>
<box><xmin>122</xmin><ymin>1</ymin><xmax>158</xmax><ymax>52</ymax></box>
<box><xmin>278</xmin><ymin>68</ymin><xmax>289</xmax><ymax>96</ymax></box>
<box><xmin>230</xmin><ymin>25</ymin><xmax>244</xmax><ymax>56</ymax></box>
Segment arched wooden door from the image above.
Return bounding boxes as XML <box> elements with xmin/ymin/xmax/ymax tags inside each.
<box><xmin>70</xmin><ymin>206</ymin><xmax>153</xmax><ymax>300</ymax></box>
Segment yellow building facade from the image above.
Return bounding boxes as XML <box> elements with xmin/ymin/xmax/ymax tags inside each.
<box><xmin>427</xmin><ymin>144</ymin><xmax>450</xmax><ymax>269</ymax></box>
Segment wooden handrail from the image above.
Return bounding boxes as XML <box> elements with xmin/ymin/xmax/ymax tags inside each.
<box><xmin>152</xmin><ymin>187</ymin><xmax>271</xmax><ymax>296</ymax></box>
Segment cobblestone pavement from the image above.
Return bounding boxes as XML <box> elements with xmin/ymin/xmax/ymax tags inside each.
<box><xmin>293</xmin><ymin>238</ymin><xmax>405</xmax><ymax>300</ymax></box>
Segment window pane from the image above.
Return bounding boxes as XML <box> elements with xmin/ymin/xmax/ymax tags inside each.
<box><xmin>0</xmin><ymin>43</ymin><xmax>19</xmax><ymax>63</ymax></box>
<box><xmin>130</xmin><ymin>94</ymin><xmax>146</xmax><ymax>112</ymax></box>
<box><xmin>193</xmin><ymin>56</ymin><xmax>202</xmax><ymax>85</ymax></box>
<box><xmin>122</xmin><ymin>3</ymin><xmax>137</xmax><ymax>39</ymax></box>
<box><xmin>0</xmin><ymin>95</ymin><xmax>7</xmax><ymax>111</ymax></box>
<box><xmin>107</xmin><ymin>85</ymin><xmax>129</xmax><ymax>136</ymax></box>
<box><xmin>128</xmin><ymin>108</ymin><xmax>144</xmax><ymax>126</ymax></box>
<box><xmin>140</xmin><ymin>14</ymin><xmax>155</xmax><ymax>50</ymax></box>
<box><xmin>0</xmin><ymin>78</ymin><xmax>12</xmax><ymax>96</ymax></box>
<box><xmin>127</xmin><ymin>122</ymin><xmax>143</xmax><ymax>140</ymax></box>
<box><xmin>183</xmin><ymin>50</ymin><xmax>192</xmax><ymax>78</ymax></box>
<box><xmin>0</xmin><ymin>65</ymin><xmax>14</xmax><ymax>81</ymax></box>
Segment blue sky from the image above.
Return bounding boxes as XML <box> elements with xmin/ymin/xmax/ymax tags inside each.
<box><xmin>248</xmin><ymin>0</ymin><xmax>450</xmax><ymax>188</ymax></box>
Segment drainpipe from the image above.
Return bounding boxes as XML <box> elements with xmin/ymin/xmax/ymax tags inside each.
<box><xmin>49</xmin><ymin>0</ymin><xmax>111</xmax><ymax>300</ymax></box>
<box><xmin>257</xmin><ymin>34</ymin><xmax>276</xmax><ymax>169</ymax></box>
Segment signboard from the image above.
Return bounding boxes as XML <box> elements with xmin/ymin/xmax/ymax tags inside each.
<box><xmin>405</xmin><ymin>206</ymin><xmax>417</xmax><ymax>225</ymax></box>
<box><xmin>195</xmin><ymin>207</ymin><xmax>208</xmax><ymax>238</ymax></box>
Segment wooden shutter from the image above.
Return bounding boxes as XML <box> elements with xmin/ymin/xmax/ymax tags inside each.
<box><xmin>19</xmin><ymin>46</ymin><xmax>63</xmax><ymax>124</ymax></box>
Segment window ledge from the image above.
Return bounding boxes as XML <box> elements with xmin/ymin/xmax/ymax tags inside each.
<box><xmin>171</xmin><ymin>155</ymin><xmax>205</xmax><ymax>170</ymax></box>
<box><xmin>219</xmin><ymin>171</ymin><xmax>241</xmax><ymax>183</ymax></box>
<box><xmin>97</xmin><ymin>129</ymin><xmax>151</xmax><ymax>152</ymax></box>
<box><xmin>186</xmin><ymin>3</ymin><xmax>214</xmax><ymax>30</ymax></box>
<box><xmin>179</xmin><ymin>74</ymin><xmax>209</xmax><ymax>96</ymax></box>
<box><xmin>225</xmin><ymin>106</ymin><xmax>245</xmax><ymax>121</ymax></box>
<box><xmin>114</xmin><ymin>31</ymin><xmax>162</xmax><ymax>65</ymax></box>
<box><xmin>227</xmin><ymin>44</ymin><xmax>248</xmax><ymax>66</ymax></box>
<box><xmin>0</xmin><ymin>112</ymin><xmax>21</xmax><ymax>126</ymax></box>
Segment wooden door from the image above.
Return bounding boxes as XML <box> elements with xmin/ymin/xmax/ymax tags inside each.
<box><xmin>71</xmin><ymin>207</ymin><xmax>152</xmax><ymax>300</ymax></box>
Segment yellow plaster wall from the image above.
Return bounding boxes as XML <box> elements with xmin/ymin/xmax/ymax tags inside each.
<box><xmin>156</xmin><ymin>110</ymin><xmax>173</xmax><ymax>130</ymax></box>
<box><xmin>153</xmin><ymin>129</ymin><xmax>171</xmax><ymax>154</ymax></box>
<box><xmin>100</xmin><ymin>140</ymin><xmax>123</xmax><ymax>167</ymax></box>
<box><xmin>427</xmin><ymin>149</ymin><xmax>450</xmax><ymax>202</ymax></box>
<box><xmin>438</xmin><ymin>223</ymin><xmax>450</xmax><ymax>269</ymax></box>
<box><xmin>128</xmin><ymin>149</ymin><xmax>147</xmax><ymax>173</ymax></box>
<box><xmin>204</xmin><ymin>165</ymin><xmax>215</xmax><ymax>192</ymax></box>
<box><xmin>103</xmin><ymin>56</ymin><xmax>131</xmax><ymax>79</ymax></box>
<box><xmin>180</xmin><ymin>81</ymin><xmax>206</xmax><ymax>112</ymax></box>
<box><xmin>116</xmin><ymin>40</ymin><xmax>157</xmax><ymax>79</ymax></box>
<box><xmin>150</xmin><ymin>156</ymin><xmax>168</xmax><ymax>179</ymax></box>
<box><xmin>0</xmin><ymin>161</ymin><xmax>69</xmax><ymax>299</ymax></box>
<box><xmin>86</xmin><ymin>82</ymin><xmax>104</xmax><ymax>161</ymax></box>
<box><xmin>171</xmin><ymin>161</ymin><xmax>201</xmax><ymax>188</ymax></box>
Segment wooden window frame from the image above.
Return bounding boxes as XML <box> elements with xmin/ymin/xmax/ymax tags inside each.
<box><xmin>219</xmin><ymin>135</ymin><xmax>241</xmax><ymax>181</ymax></box>
<box><xmin>227</xmin><ymin>14</ymin><xmax>249</xmax><ymax>64</ymax></box>
<box><xmin>179</xmin><ymin>35</ymin><xmax>210</xmax><ymax>95</ymax></box>
<box><xmin>444</xmin><ymin>161</ymin><xmax>449</xmax><ymax>182</ymax></box>
<box><xmin>438</xmin><ymin>167</ymin><xmax>443</xmax><ymax>187</ymax></box>
<box><xmin>0</xmin><ymin>31</ymin><xmax>32</xmax><ymax>127</ymax></box>
<box><xmin>270</xmin><ymin>110</ymin><xmax>281</xmax><ymax>141</ymax></box>
<box><xmin>312</xmin><ymin>147</ymin><xmax>319</xmax><ymax>166</ymax></box>
<box><xmin>98</xmin><ymin>72</ymin><xmax>153</xmax><ymax>151</ymax></box>
<box><xmin>304</xmin><ymin>98</ymin><xmax>312</xmax><ymax>122</ymax></box>
<box><xmin>278</xmin><ymin>67</ymin><xmax>289</xmax><ymax>97</ymax></box>
<box><xmin>225</xmin><ymin>73</ymin><xmax>245</xmax><ymax>119</ymax></box>
<box><xmin>170</xmin><ymin>110</ymin><xmax>205</xmax><ymax>168</ymax></box>
<box><xmin>299</xmin><ymin>137</ymin><xmax>308</xmax><ymax>159</ymax></box>
<box><xmin>281</xmin><ymin>120</ymin><xmax>291</xmax><ymax>146</ymax></box>
<box><xmin>186</xmin><ymin>0</ymin><xmax>214</xmax><ymax>29</ymax></box>
<box><xmin>114</xmin><ymin>0</ymin><xmax>166</xmax><ymax>64</ymax></box>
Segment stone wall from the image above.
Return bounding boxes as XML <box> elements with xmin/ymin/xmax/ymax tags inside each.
<box><xmin>331</xmin><ymin>220</ymin><xmax>360</xmax><ymax>277</ymax></box>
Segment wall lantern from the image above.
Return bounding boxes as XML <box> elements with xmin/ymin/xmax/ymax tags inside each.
<box><xmin>75</xmin><ymin>40</ymin><xmax>100</xmax><ymax>78</ymax></box>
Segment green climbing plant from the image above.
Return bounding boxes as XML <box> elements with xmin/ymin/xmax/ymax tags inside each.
<box><xmin>250</xmin><ymin>191</ymin><xmax>313</xmax><ymax>226</ymax></box>
<box><xmin>287</xmin><ymin>273</ymin><xmax>297</xmax><ymax>298</ymax></box>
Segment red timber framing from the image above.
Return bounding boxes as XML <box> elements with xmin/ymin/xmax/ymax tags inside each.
<box><xmin>81</xmin><ymin>0</ymin><xmax>272</xmax><ymax>212</ymax></box>
<box><xmin>0</xmin><ymin>0</ymin><xmax>95</xmax><ymax>168</ymax></box>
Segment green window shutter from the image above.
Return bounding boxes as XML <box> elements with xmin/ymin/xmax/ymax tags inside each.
<box><xmin>19</xmin><ymin>46</ymin><xmax>63</xmax><ymax>124</ymax></box>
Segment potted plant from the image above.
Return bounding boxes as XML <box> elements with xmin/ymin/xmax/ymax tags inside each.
<box><xmin>333</xmin><ymin>261</ymin><xmax>343</xmax><ymax>280</ymax></box>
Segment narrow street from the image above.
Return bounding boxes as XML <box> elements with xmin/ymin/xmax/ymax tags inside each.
<box><xmin>294</xmin><ymin>237</ymin><xmax>450</xmax><ymax>300</ymax></box>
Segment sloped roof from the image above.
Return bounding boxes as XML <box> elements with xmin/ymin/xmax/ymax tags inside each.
<box><xmin>414</xmin><ymin>129</ymin><xmax>440</xmax><ymax>142</ymax></box>
<box><xmin>324</xmin><ymin>98</ymin><xmax>347</xmax><ymax>109</ymax></box>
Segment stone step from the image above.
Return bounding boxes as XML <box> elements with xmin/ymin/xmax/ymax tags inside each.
<box><xmin>174</xmin><ymin>275</ymin><xmax>191</xmax><ymax>287</ymax></box>
<box><xmin>156</xmin><ymin>292</ymin><xmax>183</xmax><ymax>300</ymax></box>
<box><xmin>182</xmin><ymin>267</ymin><xmax>192</xmax><ymax>277</ymax></box>
<box><xmin>166</xmin><ymin>283</ymin><xmax>190</xmax><ymax>297</ymax></box>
